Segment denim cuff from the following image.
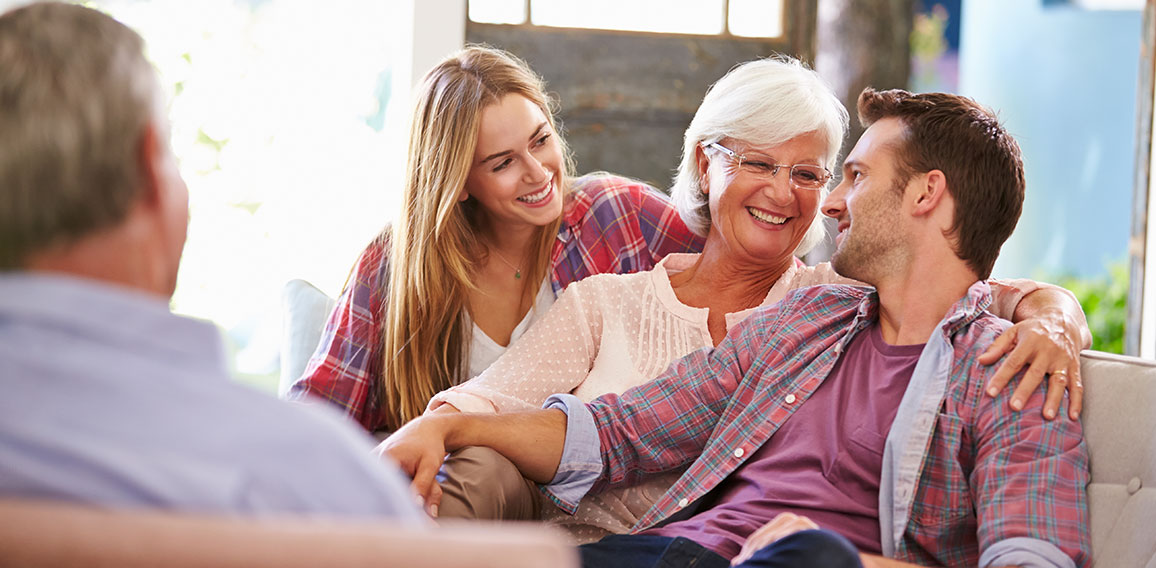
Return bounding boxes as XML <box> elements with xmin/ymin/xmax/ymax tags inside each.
<box><xmin>540</xmin><ymin>394</ymin><xmax>603</xmax><ymax>514</ymax></box>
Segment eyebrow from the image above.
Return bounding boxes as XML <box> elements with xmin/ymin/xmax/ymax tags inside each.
<box><xmin>478</xmin><ymin>122</ymin><xmax>549</xmax><ymax>165</ymax></box>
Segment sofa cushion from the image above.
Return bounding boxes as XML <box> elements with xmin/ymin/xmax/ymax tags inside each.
<box><xmin>1080</xmin><ymin>350</ymin><xmax>1156</xmax><ymax>567</ymax></box>
<box><xmin>279</xmin><ymin>279</ymin><xmax>336</xmax><ymax>396</ymax></box>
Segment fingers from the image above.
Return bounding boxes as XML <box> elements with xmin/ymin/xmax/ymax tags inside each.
<box><xmin>1007</xmin><ymin>356</ymin><xmax>1049</xmax><ymax>413</ymax></box>
<box><xmin>1040</xmin><ymin>369</ymin><xmax>1068</xmax><ymax>421</ymax></box>
<box><xmin>984</xmin><ymin>318</ymin><xmax>1085</xmax><ymax>420</ymax></box>
<box><xmin>1067</xmin><ymin>364</ymin><xmax>1084</xmax><ymax>420</ymax></box>
<box><xmin>732</xmin><ymin>513</ymin><xmax>819</xmax><ymax>566</ymax></box>
<box><xmin>978</xmin><ymin>326</ymin><xmax>1017</xmax><ymax>365</ymax></box>
<box><xmin>426</xmin><ymin>480</ymin><xmax>443</xmax><ymax>518</ymax></box>
<box><xmin>985</xmin><ymin>348</ymin><xmax>1029</xmax><ymax>400</ymax></box>
<box><xmin>410</xmin><ymin>459</ymin><xmax>442</xmax><ymax>516</ymax></box>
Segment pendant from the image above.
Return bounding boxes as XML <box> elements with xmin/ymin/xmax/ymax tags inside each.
<box><xmin>515</xmin><ymin>269</ymin><xmax>522</xmax><ymax>279</ymax></box>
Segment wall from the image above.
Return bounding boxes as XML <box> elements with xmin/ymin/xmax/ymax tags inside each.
<box><xmin>959</xmin><ymin>1</ymin><xmax>1141</xmax><ymax>279</ymax></box>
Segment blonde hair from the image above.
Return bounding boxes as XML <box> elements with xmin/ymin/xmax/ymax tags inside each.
<box><xmin>379</xmin><ymin>45</ymin><xmax>574</xmax><ymax>430</ymax></box>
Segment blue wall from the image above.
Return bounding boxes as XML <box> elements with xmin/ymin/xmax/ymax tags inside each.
<box><xmin>959</xmin><ymin>2</ymin><xmax>1141</xmax><ymax>279</ymax></box>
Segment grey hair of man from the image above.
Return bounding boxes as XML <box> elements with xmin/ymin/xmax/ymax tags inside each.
<box><xmin>670</xmin><ymin>55</ymin><xmax>848</xmax><ymax>256</ymax></box>
<box><xmin>0</xmin><ymin>2</ymin><xmax>165</xmax><ymax>269</ymax></box>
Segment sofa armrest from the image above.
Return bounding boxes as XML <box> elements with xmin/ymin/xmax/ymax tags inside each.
<box><xmin>0</xmin><ymin>499</ymin><xmax>578</xmax><ymax>568</ymax></box>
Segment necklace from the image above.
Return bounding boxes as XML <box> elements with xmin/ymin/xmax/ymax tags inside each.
<box><xmin>491</xmin><ymin>249</ymin><xmax>524</xmax><ymax>279</ymax></box>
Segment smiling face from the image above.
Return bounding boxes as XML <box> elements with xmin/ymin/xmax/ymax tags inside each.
<box><xmin>465</xmin><ymin>93</ymin><xmax>565</xmax><ymax>233</ymax></box>
<box><xmin>823</xmin><ymin>117</ymin><xmax>909</xmax><ymax>285</ymax></box>
<box><xmin>700</xmin><ymin>131</ymin><xmax>828</xmax><ymax>267</ymax></box>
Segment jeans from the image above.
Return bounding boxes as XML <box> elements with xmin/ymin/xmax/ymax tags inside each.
<box><xmin>578</xmin><ymin>530</ymin><xmax>863</xmax><ymax>568</ymax></box>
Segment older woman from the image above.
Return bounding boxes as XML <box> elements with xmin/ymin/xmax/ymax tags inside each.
<box><xmin>423</xmin><ymin>55</ymin><xmax>1088</xmax><ymax>541</ymax></box>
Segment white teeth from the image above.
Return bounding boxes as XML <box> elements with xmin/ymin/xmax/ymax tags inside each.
<box><xmin>518</xmin><ymin>183</ymin><xmax>552</xmax><ymax>204</ymax></box>
<box><xmin>747</xmin><ymin>207</ymin><xmax>787</xmax><ymax>224</ymax></box>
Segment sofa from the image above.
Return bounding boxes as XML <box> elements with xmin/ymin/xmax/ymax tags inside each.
<box><xmin>1</xmin><ymin>283</ymin><xmax>1149</xmax><ymax>566</ymax></box>
<box><xmin>276</xmin><ymin>280</ymin><xmax>1156</xmax><ymax>565</ymax></box>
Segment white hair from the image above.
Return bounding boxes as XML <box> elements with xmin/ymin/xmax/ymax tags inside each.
<box><xmin>670</xmin><ymin>55</ymin><xmax>849</xmax><ymax>256</ymax></box>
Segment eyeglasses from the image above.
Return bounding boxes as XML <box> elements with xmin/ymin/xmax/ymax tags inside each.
<box><xmin>702</xmin><ymin>141</ymin><xmax>831</xmax><ymax>190</ymax></box>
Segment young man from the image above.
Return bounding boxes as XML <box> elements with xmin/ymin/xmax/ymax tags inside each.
<box><xmin>0</xmin><ymin>2</ymin><xmax>421</xmax><ymax>522</ymax></box>
<box><xmin>382</xmin><ymin>89</ymin><xmax>1090</xmax><ymax>567</ymax></box>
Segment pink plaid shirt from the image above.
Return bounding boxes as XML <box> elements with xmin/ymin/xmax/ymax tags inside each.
<box><xmin>546</xmin><ymin>282</ymin><xmax>1090</xmax><ymax>567</ymax></box>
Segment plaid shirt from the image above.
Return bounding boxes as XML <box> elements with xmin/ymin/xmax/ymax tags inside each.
<box><xmin>286</xmin><ymin>174</ymin><xmax>704</xmax><ymax>431</ymax></box>
<box><xmin>547</xmin><ymin>282</ymin><xmax>1090</xmax><ymax>567</ymax></box>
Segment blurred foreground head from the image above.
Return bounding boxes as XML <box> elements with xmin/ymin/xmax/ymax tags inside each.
<box><xmin>0</xmin><ymin>1</ymin><xmax>187</xmax><ymax>296</ymax></box>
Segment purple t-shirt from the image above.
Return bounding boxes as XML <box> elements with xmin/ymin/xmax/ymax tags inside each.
<box><xmin>644</xmin><ymin>322</ymin><xmax>922</xmax><ymax>559</ymax></box>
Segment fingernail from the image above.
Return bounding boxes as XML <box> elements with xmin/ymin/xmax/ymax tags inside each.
<box><xmin>430</xmin><ymin>504</ymin><xmax>438</xmax><ymax>518</ymax></box>
<box><xmin>987</xmin><ymin>387</ymin><xmax>998</xmax><ymax>397</ymax></box>
<box><xmin>1011</xmin><ymin>398</ymin><xmax>1023</xmax><ymax>411</ymax></box>
<box><xmin>1045</xmin><ymin>408</ymin><xmax>1056</xmax><ymax>419</ymax></box>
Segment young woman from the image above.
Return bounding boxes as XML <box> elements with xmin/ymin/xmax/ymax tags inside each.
<box><xmin>286</xmin><ymin>46</ymin><xmax>703</xmax><ymax>432</ymax></box>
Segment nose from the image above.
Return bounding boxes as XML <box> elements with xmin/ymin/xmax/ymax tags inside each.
<box><xmin>761</xmin><ymin>169</ymin><xmax>794</xmax><ymax>204</ymax></box>
<box><xmin>822</xmin><ymin>178</ymin><xmax>848</xmax><ymax>219</ymax></box>
<box><xmin>524</xmin><ymin>153</ymin><xmax>550</xmax><ymax>184</ymax></box>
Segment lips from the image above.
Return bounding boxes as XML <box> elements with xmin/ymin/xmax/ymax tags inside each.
<box><xmin>517</xmin><ymin>180</ymin><xmax>554</xmax><ymax>204</ymax></box>
<box><xmin>746</xmin><ymin>206</ymin><xmax>788</xmax><ymax>225</ymax></box>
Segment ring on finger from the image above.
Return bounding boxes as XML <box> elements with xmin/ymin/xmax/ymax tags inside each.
<box><xmin>1051</xmin><ymin>369</ymin><xmax>1068</xmax><ymax>383</ymax></box>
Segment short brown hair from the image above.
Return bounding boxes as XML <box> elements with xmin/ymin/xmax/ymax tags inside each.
<box><xmin>857</xmin><ymin>88</ymin><xmax>1025</xmax><ymax>279</ymax></box>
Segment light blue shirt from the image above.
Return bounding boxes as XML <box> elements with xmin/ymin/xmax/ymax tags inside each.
<box><xmin>0</xmin><ymin>273</ymin><xmax>424</xmax><ymax>522</ymax></box>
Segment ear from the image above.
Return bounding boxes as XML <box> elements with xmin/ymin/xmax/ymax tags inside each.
<box><xmin>136</xmin><ymin>121</ymin><xmax>165</xmax><ymax>210</ymax></box>
<box><xmin>695</xmin><ymin>144</ymin><xmax>711</xmax><ymax>195</ymax></box>
<box><xmin>910</xmin><ymin>169</ymin><xmax>949</xmax><ymax>217</ymax></box>
<box><xmin>458</xmin><ymin>190</ymin><xmax>469</xmax><ymax>202</ymax></box>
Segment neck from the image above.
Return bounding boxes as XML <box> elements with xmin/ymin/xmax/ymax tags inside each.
<box><xmin>24</xmin><ymin>218</ymin><xmax>173</xmax><ymax>299</ymax></box>
<box><xmin>873</xmin><ymin>251</ymin><xmax>978</xmax><ymax>346</ymax></box>
<box><xmin>671</xmin><ymin>236</ymin><xmax>794</xmax><ymax>310</ymax></box>
<box><xmin>478</xmin><ymin>220</ymin><xmax>538</xmax><ymax>263</ymax></box>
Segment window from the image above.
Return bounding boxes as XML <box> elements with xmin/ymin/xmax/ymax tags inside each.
<box><xmin>91</xmin><ymin>0</ymin><xmax>403</xmax><ymax>391</ymax></box>
<box><xmin>469</xmin><ymin>0</ymin><xmax>783</xmax><ymax>38</ymax></box>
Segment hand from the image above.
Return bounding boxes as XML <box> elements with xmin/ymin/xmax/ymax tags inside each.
<box><xmin>731</xmin><ymin>512</ymin><xmax>819</xmax><ymax>566</ymax></box>
<box><xmin>978</xmin><ymin>307</ymin><xmax>1084</xmax><ymax>420</ymax></box>
<box><xmin>374</xmin><ymin>415</ymin><xmax>452</xmax><ymax>518</ymax></box>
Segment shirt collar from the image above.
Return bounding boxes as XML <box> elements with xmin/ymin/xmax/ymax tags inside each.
<box><xmin>0</xmin><ymin>272</ymin><xmax>228</xmax><ymax>378</ymax></box>
<box><xmin>852</xmin><ymin>280</ymin><xmax>994</xmax><ymax>339</ymax></box>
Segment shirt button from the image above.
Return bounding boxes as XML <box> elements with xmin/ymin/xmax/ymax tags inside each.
<box><xmin>834</xmin><ymin>342</ymin><xmax>843</xmax><ymax>354</ymax></box>
<box><xmin>733</xmin><ymin>447</ymin><xmax>745</xmax><ymax>458</ymax></box>
<box><xmin>678</xmin><ymin>498</ymin><xmax>689</xmax><ymax>508</ymax></box>
<box><xmin>785</xmin><ymin>394</ymin><xmax>796</xmax><ymax>404</ymax></box>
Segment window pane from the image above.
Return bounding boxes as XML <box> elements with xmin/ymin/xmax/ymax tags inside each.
<box><xmin>729</xmin><ymin>0</ymin><xmax>783</xmax><ymax>38</ymax></box>
<box><xmin>94</xmin><ymin>0</ymin><xmax>401</xmax><ymax>392</ymax></box>
<box><xmin>531</xmin><ymin>0</ymin><xmax>724</xmax><ymax>35</ymax></box>
<box><xmin>469</xmin><ymin>0</ymin><xmax>527</xmax><ymax>24</ymax></box>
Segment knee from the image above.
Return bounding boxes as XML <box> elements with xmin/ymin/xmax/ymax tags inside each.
<box><xmin>443</xmin><ymin>446</ymin><xmax>525</xmax><ymax>494</ymax></box>
<box><xmin>438</xmin><ymin>446</ymin><xmax>539</xmax><ymax>521</ymax></box>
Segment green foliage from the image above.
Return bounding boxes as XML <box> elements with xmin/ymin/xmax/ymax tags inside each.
<box><xmin>1049</xmin><ymin>260</ymin><xmax>1128</xmax><ymax>354</ymax></box>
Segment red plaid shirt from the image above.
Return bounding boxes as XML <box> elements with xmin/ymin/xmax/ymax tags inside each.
<box><xmin>286</xmin><ymin>174</ymin><xmax>704</xmax><ymax>431</ymax></box>
<box><xmin>548</xmin><ymin>282</ymin><xmax>1090</xmax><ymax>566</ymax></box>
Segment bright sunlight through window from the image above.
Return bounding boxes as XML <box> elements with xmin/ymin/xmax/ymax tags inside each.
<box><xmin>89</xmin><ymin>0</ymin><xmax>404</xmax><ymax>391</ymax></box>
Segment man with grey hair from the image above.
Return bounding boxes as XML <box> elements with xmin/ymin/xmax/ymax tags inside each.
<box><xmin>0</xmin><ymin>1</ymin><xmax>422</xmax><ymax>521</ymax></box>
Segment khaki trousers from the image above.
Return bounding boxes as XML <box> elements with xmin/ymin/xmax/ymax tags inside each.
<box><xmin>437</xmin><ymin>446</ymin><xmax>542</xmax><ymax>521</ymax></box>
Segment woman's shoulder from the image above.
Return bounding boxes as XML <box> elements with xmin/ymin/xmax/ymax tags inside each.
<box><xmin>558</xmin><ymin>265</ymin><xmax>654</xmax><ymax>301</ymax></box>
<box><xmin>343</xmin><ymin>230</ymin><xmax>392</xmax><ymax>298</ymax></box>
<box><xmin>565</xmin><ymin>173</ymin><xmax>663</xmax><ymax>217</ymax></box>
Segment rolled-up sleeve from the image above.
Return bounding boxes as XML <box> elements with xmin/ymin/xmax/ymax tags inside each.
<box><xmin>541</xmin><ymin>394</ymin><xmax>603</xmax><ymax>514</ymax></box>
